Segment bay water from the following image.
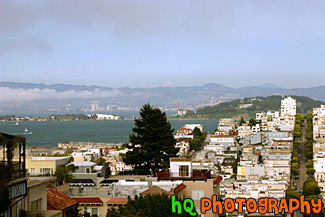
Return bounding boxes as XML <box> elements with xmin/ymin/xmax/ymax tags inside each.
<box><xmin>0</xmin><ymin>120</ymin><xmax>218</xmax><ymax>147</ymax></box>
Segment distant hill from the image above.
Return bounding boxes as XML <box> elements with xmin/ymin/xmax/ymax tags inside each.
<box><xmin>1</xmin><ymin>81</ymin><xmax>325</xmax><ymax>112</ymax></box>
<box><xmin>257</xmin><ymin>83</ymin><xmax>282</xmax><ymax>89</ymax></box>
<box><xmin>183</xmin><ymin>95</ymin><xmax>324</xmax><ymax>120</ymax></box>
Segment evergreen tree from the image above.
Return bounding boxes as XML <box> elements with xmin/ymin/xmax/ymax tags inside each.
<box><xmin>239</xmin><ymin>116</ymin><xmax>245</xmax><ymax>126</ymax></box>
<box><xmin>124</xmin><ymin>104</ymin><xmax>178</xmax><ymax>175</ymax></box>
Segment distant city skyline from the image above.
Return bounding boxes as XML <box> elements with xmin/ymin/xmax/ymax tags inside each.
<box><xmin>1</xmin><ymin>0</ymin><xmax>325</xmax><ymax>88</ymax></box>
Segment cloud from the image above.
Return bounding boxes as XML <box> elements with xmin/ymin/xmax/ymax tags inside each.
<box><xmin>163</xmin><ymin>81</ymin><xmax>174</xmax><ymax>87</ymax></box>
<box><xmin>0</xmin><ymin>87</ymin><xmax>120</xmax><ymax>103</ymax></box>
<box><xmin>0</xmin><ymin>38</ymin><xmax>52</xmax><ymax>56</ymax></box>
<box><xmin>1</xmin><ymin>0</ymin><xmax>325</xmax><ymax>40</ymax></box>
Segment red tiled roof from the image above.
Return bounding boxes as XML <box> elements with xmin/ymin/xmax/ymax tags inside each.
<box><xmin>174</xmin><ymin>183</ymin><xmax>186</xmax><ymax>194</ymax></box>
<box><xmin>211</xmin><ymin>134</ymin><xmax>234</xmax><ymax>138</ymax></box>
<box><xmin>73</xmin><ymin>197</ymin><xmax>103</xmax><ymax>205</ymax></box>
<box><xmin>177</xmin><ymin>128</ymin><xmax>192</xmax><ymax>131</ymax></box>
<box><xmin>107</xmin><ymin>198</ymin><xmax>134</xmax><ymax>205</ymax></box>
<box><xmin>214</xmin><ymin>176</ymin><xmax>223</xmax><ymax>185</ymax></box>
<box><xmin>141</xmin><ymin>186</ymin><xmax>169</xmax><ymax>196</ymax></box>
<box><xmin>47</xmin><ymin>188</ymin><xmax>78</xmax><ymax>210</ymax></box>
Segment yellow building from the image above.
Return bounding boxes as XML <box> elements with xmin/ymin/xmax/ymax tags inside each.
<box><xmin>237</xmin><ymin>166</ymin><xmax>246</xmax><ymax>177</ymax></box>
<box><xmin>21</xmin><ymin>156</ymin><xmax>71</xmax><ymax>175</ymax></box>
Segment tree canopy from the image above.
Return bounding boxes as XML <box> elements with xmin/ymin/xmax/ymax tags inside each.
<box><xmin>55</xmin><ymin>164</ymin><xmax>76</xmax><ymax>185</ymax></box>
<box><xmin>124</xmin><ymin>104</ymin><xmax>178</xmax><ymax>175</ymax></box>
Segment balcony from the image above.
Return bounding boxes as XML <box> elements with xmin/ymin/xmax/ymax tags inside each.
<box><xmin>157</xmin><ymin>169</ymin><xmax>211</xmax><ymax>181</ymax></box>
<box><xmin>0</xmin><ymin>132</ymin><xmax>26</xmax><ymax>180</ymax></box>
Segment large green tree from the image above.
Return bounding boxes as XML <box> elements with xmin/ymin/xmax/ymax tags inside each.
<box><xmin>124</xmin><ymin>104</ymin><xmax>178</xmax><ymax>175</ymax></box>
<box><xmin>55</xmin><ymin>164</ymin><xmax>76</xmax><ymax>185</ymax></box>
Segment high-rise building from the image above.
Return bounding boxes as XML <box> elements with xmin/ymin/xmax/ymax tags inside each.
<box><xmin>281</xmin><ymin>97</ymin><xmax>296</xmax><ymax>116</ymax></box>
<box><xmin>90</xmin><ymin>101</ymin><xmax>99</xmax><ymax>112</ymax></box>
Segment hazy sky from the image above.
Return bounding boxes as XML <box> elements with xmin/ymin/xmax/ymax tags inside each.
<box><xmin>1</xmin><ymin>0</ymin><xmax>325</xmax><ymax>88</ymax></box>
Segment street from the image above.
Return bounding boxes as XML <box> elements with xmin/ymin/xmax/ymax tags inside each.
<box><xmin>296</xmin><ymin>123</ymin><xmax>307</xmax><ymax>217</ymax></box>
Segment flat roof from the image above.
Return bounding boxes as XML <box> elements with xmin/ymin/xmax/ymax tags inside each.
<box><xmin>170</xmin><ymin>158</ymin><xmax>191</xmax><ymax>162</ymax></box>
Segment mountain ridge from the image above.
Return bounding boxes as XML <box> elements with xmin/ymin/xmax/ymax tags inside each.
<box><xmin>1</xmin><ymin>81</ymin><xmax>325</xmax><ymax>112</ymax></box>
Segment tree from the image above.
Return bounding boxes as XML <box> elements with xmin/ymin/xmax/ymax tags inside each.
<box><xmin>190</xmin><ymin>128</ymin><xmax>206</xmax><ymax>151</ymax></box>
<box><xmin>304</xmin><ymin>113</ymin><xmax>313</xmax><ymax>122</ymax></box>
<box><xmin>248</xmin><ymin>118</ymin><xmax>256</xmax><ymax>127</ymax></box>
<box><xmin>95</xmin><ymin>157</ymin><xmax>106</xmax><ymax>165</ymax></box>
<box><xmin>306</xmin><ymin>168</ymin><xmax>316</xmax><ymax>177</ymax></box>
<box><xmin>55</xmin><ymin>165</ymin><xmax>76</xmax><ymax>185</ymax></box>
<box><xmin>306</xmin><ymin>150</ymin><xmax>313</xmax><ymax>159</ymax></box>
<box><xmin>294</xmin><ymin>131</ymin><xmax>301</xmax><ymax>138</ymax></box>
<box><xmin>306</xmin><ymin>162</ymin><xmax>313</xmax><ymax>169</ymax></box>
<box><xmin>192</xmin><ymin>127</ymin><xmax>202</xmax><ymax>137</ymax></box>
<box><xmin>286</xmin><ymin>188</ymin><xmax>299</xmax><ymax>200</ymax></box>
<box><xmin>292</xmin><ymin>157</ymin><xmax>299</xmax><ymax>163</ymax></box>
<box><xmin>295</xmin><ymin>113</ymin><xmax>304</xmax><ymax>123</ymax></box>
<box><xmin>303</xmin><ymin>179</ymin><xmax>321</xmax><ymax>196</ymax></box>
<box><xmin>306</xmin><ymin>132</ymin><xmax>313</xmax><ymax>141</ymax></box>
<box><xmin>239</xmin><ymin>116</ymin><xmax>245</xmax><ymax>126</ymax></box>
<box><xmin>291</xmin><ymin>168</ymin><xmax>299</xmax><ymax>176</ymax></box>
<box><xmin>190</xmin><ymin>137</ymin><xmax>203</xmax><ymax>151</ymax></box>
<box><xmin>124</xmin><ymin>104</ymin><xmax>178</xmax><ymax>175</ymax></box>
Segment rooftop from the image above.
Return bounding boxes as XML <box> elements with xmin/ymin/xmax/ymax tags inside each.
<box><xmin>66</xmin><ymin>161</ymin><xmax>96</xmax><ymax>167</ymax></box>
<box><xmin>157</xmin><ymin>169</ymin><xmax>211</xmax><ymax>181</ymax></box>
<box><xmin>73</xmin><ymin>197</ymin><xmax>103</xmax><ymax>205</ymax></box>
<box><xmin>174</xmin><ymin>183</ymin><xmax>186</xmax><ymax>194</ymax></box>
<box><xmin>107</xmin><ymin>198</ymin><xmax>134</xmax><ymax>205</ymax></box>
<box><xmin>47</xmin><ymin>188</ymin><xmax>78</xmax><ymax>210</ymax></box>
<box><xmin>140</xmin><ymin>185</ymin><xmax>171</xmax><ymax>196</ymax></box>
<box><xmin>32</xmin><ymin>156</ymin><xmax>71</xmax><ymax>161</ymax></box>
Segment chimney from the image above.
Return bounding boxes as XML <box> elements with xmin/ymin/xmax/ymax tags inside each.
<box><xmin>148</xmin><ymin>178</ymin><xmax>152</xmax><ymax>188</ymax></box>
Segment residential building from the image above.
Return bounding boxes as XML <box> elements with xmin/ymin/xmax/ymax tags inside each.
<box><xmin>281</xmin><ymin>96</ymin><xmax>296</xmax><ymax>116</ymax></box>
<box><xmin>73</xmin><ymin>197</ymin><xmax>106</xmax><ymax>217</ymax></box>
<box><xmin>47</xmin><ymin>188</ymin><xmax>79</xmax><ymax>217</ymax></box>
<box><xmin>218</xmin><ymin>118</ymin><xmax>235</xmax><ymax>133</ymax></box>
<box><xmin>314</xmin><ymin>153</ymin><xmax>325</xmax><ymax>191</ymax></box>
<box><xmin>1</xmin><ymin>133</ymin><xmax>28</xmax><ymax>217</ymax></box>
<box><xmin>25</xmin><ymin>156</ymin><xmax>71</xmax><ymax>175</ymax></box>
<box><xmin>182</xmin><ymin>124</ymin><xmax>204</xmax><ymax>132</ymax></box>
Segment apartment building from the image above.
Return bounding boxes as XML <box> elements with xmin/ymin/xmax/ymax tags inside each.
<box><xmin>281</xmin><ymin>96</ymin><xmax>296</xmax><ymax>116</ymax></box>
<box><xmin>25</xmin><ymin>156</ymin><xmax>71</xmax><ymax>175</ymax></box>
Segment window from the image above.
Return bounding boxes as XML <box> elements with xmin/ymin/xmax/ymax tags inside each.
<box><xmin>30</xmin><ymin>199</ymin><xmax>41</xmax><ymax>210</ymax></box>
<box><xmin>86</xmin><ymin>168</ymin><xmax>90</xmax><ymax>173</ymax></box>
<box><xmin>84</xmin><ymin>208</ymin><xmax>98</xmax><ymax>217</ymax></box>
<box><xmin>79</xmin><ymin>187</ymin><xmax>84</xmax><ymax>195</ymax></box>
<box><xmin>30</xmin><ymin>168</ymin><xmax>36</xmax><ymax>173</ymax></box>
<box><xmin>92</xmin><ymin>208</ymin><xmax>98</xmax><ymax>217</ymax></box>
<box><xmin>179</xmin><ymin>165</ymin><xmax>189</xmax><ymax>176</ymax></box>
<box><xmin>41</xmin><ymin>168</ymin><xmax>51</xmax><ymax>174</ymax></box>
<box><xmin>192</xmin><ymin>189</ymin><xmax>204</xmax><ymax>200</ymax></box>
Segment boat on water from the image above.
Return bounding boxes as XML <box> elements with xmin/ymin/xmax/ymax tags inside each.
<box><xmin>23</xmin><ymin>127</ymin><xmax>33</xmax><ymax>135</ymax></box>
<box><xmin>15</xmin><ymin>122</ymin><xmax>19</xmax><ymax>125</ymax></box>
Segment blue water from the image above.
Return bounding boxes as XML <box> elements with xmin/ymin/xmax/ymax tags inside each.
<box><xmin>0</xmin><ymin>120</ymin><xmax>218</xmax><ymax>147</ymax></box>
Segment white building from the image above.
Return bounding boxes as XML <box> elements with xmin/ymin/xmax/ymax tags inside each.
<box><xmin>281</xmin><ymin>97</ymin><xmax>296</xmax><ymax>116</ymax></box>
<box><xmin>313</xmin><ymin>105</ymin><xmax>325</xmax><ymax>117</ymax></box>
<box><xmin>218</xmin><ymin>118</ymin><xmax>235</xmax><ymax>133</ymax></box>
<box><xmin>96</xmin><ymin>114</ymin><xmax>121</xmax><ymax>120</ymax></box>
<box><xmin>182</xmin><ymin>124</ymin><xmax>204</xmax><ymax>132</ymax></box>
<box><xmin>314</xmin><ymin>153</ymin><xmax>325</xmax><ymax>191</ymax></box>
<box><xmin>237</xmin><ymin>125</ymin><xmax>252</xmax><ymax>138</ymax></box>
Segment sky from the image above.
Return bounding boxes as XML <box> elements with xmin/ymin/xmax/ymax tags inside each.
<box><xmin>1</xmin><ymin>0</ymin><xmax>325</xmax><ymax>88</ymax></box>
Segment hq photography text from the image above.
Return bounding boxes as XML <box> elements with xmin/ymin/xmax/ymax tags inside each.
<box><xmin>171</xmin><ymin>195</ymin><xmax>322</xmax><ymax>216</ymax></box>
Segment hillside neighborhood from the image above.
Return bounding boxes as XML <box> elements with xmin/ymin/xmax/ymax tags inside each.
<box><xmin>2</xmin><ymin>97</ymin><xmax>325</xmax><ymax>217</ymax></box>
